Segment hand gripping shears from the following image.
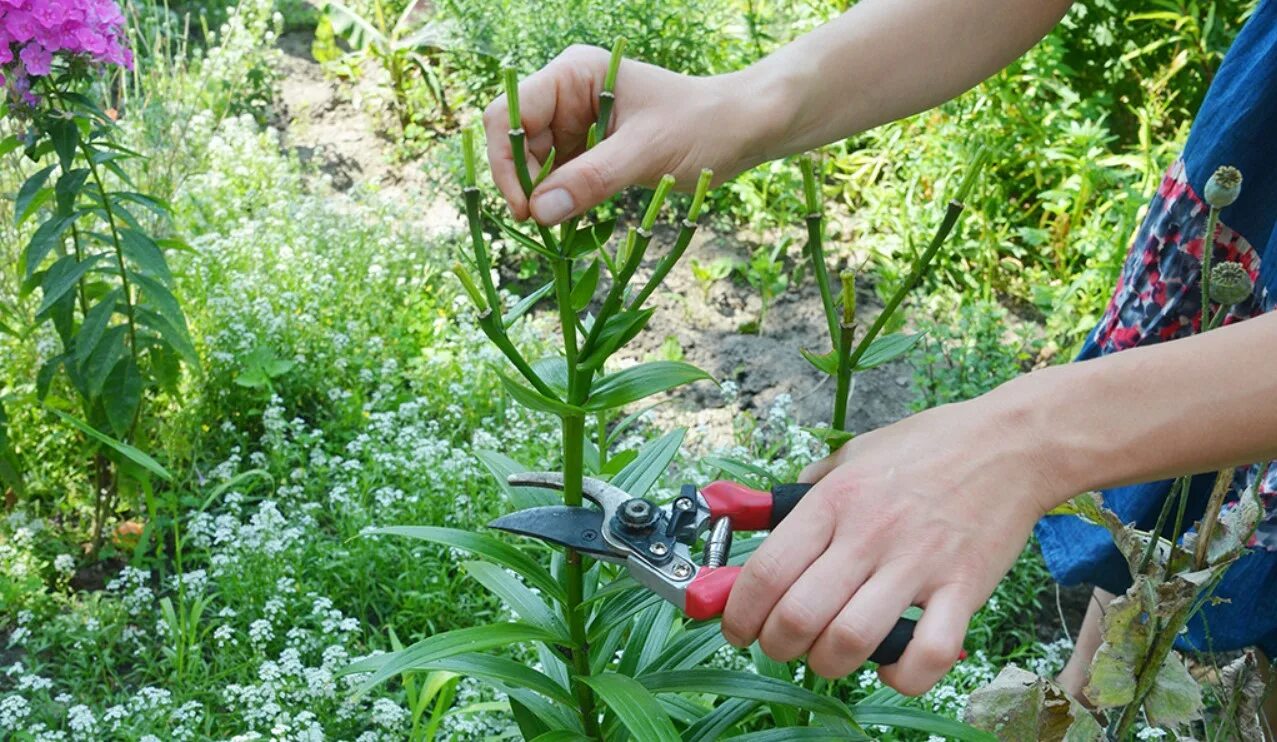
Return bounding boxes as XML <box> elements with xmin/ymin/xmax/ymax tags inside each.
<box><xmin>489</xmin><ymin>473</ymin><xmax>916</xmax><ymax>665</ymax></box>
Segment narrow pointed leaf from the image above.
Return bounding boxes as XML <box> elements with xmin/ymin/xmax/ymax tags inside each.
<box><xmin>461</xmin><ymin>560</ymin><xmax>567</xmax><ymax>637</ymax></box>
<box><xmin>342</xmin><ymin>623</ymin><xmax>559</xmax><ymax>692</ymax></box>
<box><xmin>799</xmin><ymin>347</ymin><xmax>838</xmax><ymax>376</ymax></box>
<box><xmin>685</xmin><ymin>699</ymin><xmax>758</xmax><ymax>742</ymax></box>
<box><xmin>586</xmin><ymin>361</ymin><xmax>713</xmax><ymax>411</ymax></box>
<box><xmin>852</xmin><ymin>705</ymin><xmax>995</xmax><ymax>741</ymax></box>
<box><xmin>853</xmin><ymin>332</ymin><xmax>925</xmax><ymax>371</ymax></box>
<box><xmin>646</xmin><ymin>623</ymin><xmax>727</xmax><ymax>672</ymax></box>
<box><xmin>499</xmin><ymin>372</ymin><xmax>582</xmax><ymax>416</ymax></box>
<box><xmin>23</xmin><ymin>214</ymin><xmax>76</xmax><ymax>276</ymax></box>
<box><xmin>611</xmin><ymin>428</ymin><xmax>684</xmax><ymax>499</ymax></box>
<box><xmin>407</xmin><ymin>653</ymin><xmax>574</xmax><ymax>707</ymax></box>
<box><xmin>570</xmin><ymin>260</ymin><xmax>600</xmax><ymax>312</ymax></box>
<box><xmin>579</xmin><ymin>673</ymin><xmax>679</xmax><ymax>741</ymax></box>
<box><xmin>15</xmin><ymin>165</ymin><xmax>56</xmax><ymax>226</ymax></box>
<box><xmin>48</xmin><ymin>409</ymin><xmax>171</xmax><ymax>481</ymax></box>
<box><xmin>365</xmin><ymin>526</ymin><xmax>563</xmax><ymax>601</ymax></box>
<box><xmin>503</xmin><ymin>281</ymin><xmax>554</xmax><ymax>325</ymax></box>
<box><xmin>104</xmin><ymin>357</ymin><xmax>143</xmax><ymax>437</ymax></box>
<box><xmin>638</xmin><ymin>669</ymin><xmax>856</xmax><ymax>722</ymax></box>
<box><xmin>37</xmin><ymin>254</ymin><xmax>107</xmax><ymax>317</ymax></box>
<box><xmin>476</xmin><ymin>450</ymin><xmax>559</xmax><ymax>509</ymax></box>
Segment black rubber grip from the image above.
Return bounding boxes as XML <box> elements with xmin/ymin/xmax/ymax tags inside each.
<box><xmin>768</xmin><ymin>483</ymin><xmax>813</xmax><ymax>529</ymax></box>
<box><xmin>867</xmin><ymin>617</ymin><xmax>916</xmax><ymax>665</ymax></box>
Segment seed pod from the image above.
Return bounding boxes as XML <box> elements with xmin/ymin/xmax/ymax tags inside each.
<box><xmin>1209</xmin><ymin>261</ymin><xmax>1253</xmax><ymax>306</ymax></box>
<box><xmin>1204</xmin><ymin>165</ymin><xmax>1242</xmax><ymax>208</ymax></box>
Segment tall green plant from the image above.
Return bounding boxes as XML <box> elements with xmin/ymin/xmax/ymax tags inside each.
<box><xmin>347</xmin><ymin>42</ymin><xmax>993</xmax><ymax>741</ymax></box>
<box><xmin>9</xmin><ymin>60</ymin><xmax>194</xmax><ymax>553</ymax></box>
<box><xmin>797</xmin><ymin>151</ymin><xmax>987</xmax><ymax>447</ymax></box>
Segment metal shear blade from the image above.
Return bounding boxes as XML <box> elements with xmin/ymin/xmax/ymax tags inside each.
<box><xmin>487</xmin><ymin>506</ymin><xmax>621</xmax><ymax>562</ymax></box>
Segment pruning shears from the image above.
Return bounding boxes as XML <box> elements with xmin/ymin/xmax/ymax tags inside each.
<box><xmin>489</xmin><ymin>473</ymin><xmax>916</xmax><ymax>666</ymax></box>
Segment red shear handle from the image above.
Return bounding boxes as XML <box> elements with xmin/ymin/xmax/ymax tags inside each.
<box><xmin>685</xmin><ymin>566</ymin><xmax>918</xmax><ymax>665</ymax></box>
<box><xmin>701</xmin><ymin>481</ymin><xmax>812</xmax><ymax>531</ymax></box>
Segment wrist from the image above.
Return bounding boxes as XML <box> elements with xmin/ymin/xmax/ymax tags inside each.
<box><xmin>707</xmin><ymin>61</ymin><xmax>809</xmax><ymax>175</ymax></box>
<box><xmin>973</xmin><ymin>364</ymin><xmax>1093</xmax><ymax>516</ymax></box>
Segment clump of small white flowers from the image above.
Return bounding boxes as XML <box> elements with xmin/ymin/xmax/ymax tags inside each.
<box><xmin>66</xmin><ymin>704</ymin><xmax>96</xmax><ymax>735</ymax></box>
<box><xmin>248</xmin><ymin>619</ymin><xmax>274</xmax><ymax>646</ymax></box>
<box><xmin>370</xmin><ymin>698</ymin><xmax>407</xmax><ymax>730</ymax></box>
<box><xmin>53</xmin><ymin>553</ymin><xmax>76</xmax><ymax>576</ymax></box>
<box><xmin>0</xmin><ymin>694</ymin><xmax>31</xmax><ymax>729</ymax></box>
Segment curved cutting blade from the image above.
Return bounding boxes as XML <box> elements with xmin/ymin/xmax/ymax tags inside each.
<box><xmin>488</xmin><ymin>506</ymin><xmax>620</xmax><ymax>561</ymax></box>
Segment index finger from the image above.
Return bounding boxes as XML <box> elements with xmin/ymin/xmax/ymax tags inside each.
<box><xmin>483</xmin><ymin>51</ymin><xmax>598</xmax><ymax>221</ymax></box>
<box><xmin>720</xmin><ymin>479</ymin><xmax>839</xmax><ymax>647</ymax></box>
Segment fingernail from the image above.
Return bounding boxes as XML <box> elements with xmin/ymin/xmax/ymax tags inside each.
<box><xmin>531</xmin><ymin>188</ymin><xmax>574</xmax><ymax>225</ymax></box>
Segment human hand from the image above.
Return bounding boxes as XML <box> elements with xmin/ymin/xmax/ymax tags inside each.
<box><xmin>483</xmin><ymin>45</ymin><xmax>769</xmax><ymax>225</ymax></box>
<box><xmin>720</xmin><ymin>394</ymin><xmax>1061</xmax><ymax>695</ymax></box>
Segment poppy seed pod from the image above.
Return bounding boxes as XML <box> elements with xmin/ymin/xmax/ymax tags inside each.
<box><xmin>1209</xmin><ymin>261</ymin><xmax>1253</xmax><ymax>306</ymax></box>
<box><xmin>1204</xmin><ymin>165</ymin><xmax>1243</xmax><ymax>209</ymax></box>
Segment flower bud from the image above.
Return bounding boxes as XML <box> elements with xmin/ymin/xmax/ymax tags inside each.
<box><xmin>1204</xmin><ymin>165</ymin><xmax>1242</xmax><ymax>209</ymax></box>
<box><xmin>452</xmin><ymin>262</ymin><xmax>489</xmax><ymax>312</ymax></box>
<box><xmin>1208</xmin><ymin>261</ymin><xmax>1253</xmax><ymax>306</ymax></box>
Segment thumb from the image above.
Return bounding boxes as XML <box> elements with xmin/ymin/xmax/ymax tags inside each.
<box><xmin>528</xmin><ymin>134</ymin><xmax>646</xmax><ymax>226</ymax></box>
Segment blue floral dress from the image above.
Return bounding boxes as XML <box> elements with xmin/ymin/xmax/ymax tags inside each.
<box><xmin>1035</xmin><ymin>0</ymin><xmax>1277</xmax><ymax>655</ymax></box>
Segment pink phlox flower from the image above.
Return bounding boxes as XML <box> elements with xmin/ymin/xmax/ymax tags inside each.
<box><xmin>4</xmin><ymin>10</ymin><xmax>36</xmax><ymax>43</ymax></box>
<box><xmin>19</xmin><ymin>42</ymin><xmax>51</xmax><ymax>76</ymax></box>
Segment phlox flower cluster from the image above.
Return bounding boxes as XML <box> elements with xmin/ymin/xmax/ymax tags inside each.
<box><xmin>0</xmin><ymin>0</ymin><xmax>132</xmax><ymax>105</ymax></box>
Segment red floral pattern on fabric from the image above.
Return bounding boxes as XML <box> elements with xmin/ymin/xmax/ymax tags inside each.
<box><xmin>1091</xmin><ymin>159</ymin><xmax>1276</xmax><ymax>549</ymax></box>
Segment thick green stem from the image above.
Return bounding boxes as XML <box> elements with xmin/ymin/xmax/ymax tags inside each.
<box><xmin>83</xmin><ymin>141</ymin><xmax>141</xmax><ymax>437</ymax></box>
<box><xmin>1200</xmin><ymin>205</ymin><xmax>1219</xmax><ymax>333</ymax></box>
<box><xmin>832</xmin><ymin>322</ymin><xmax>856</xmax><ymax>432</ymax></box>
<box><xmin>595</xmin><ymin>38</ymin><xmax>626</xmax><ymax>137</ymax></box>
<box><xmin>832</xmin><ymin>273</ymin><xmax>858</xmax><ymax>432</ymax></box>
<box><xmin>629</xmin><ymin>169</ymin><xmax>713</xmax><ymax>310</ymax></box>
<box><xmin>559</xmin><ymin>412</ymin><xmax>599</xmax><ymax>737</ymax></box>
<box><xmin>805</xmin><ymin>214</ymin><xmax>840</xmax><ymax>344</ymax></box>
<box><xmin>844</xmin><ymin>201</ymin><xmax>964</xmax><ymax>373</ymax></box>
<box><xmin>579</xmin><ymin>228</ymin><xmax>654</xmax><ymax>360</ymax></box>
<box><xmin>1136</xmin><ymin>475</ymin><xmax>1190</xmax><ymax>575</ymax></box>
<box><xmin>476</xmin><ymin>312</ymin><xmax>559</xmax><ymax>399</ymax></box>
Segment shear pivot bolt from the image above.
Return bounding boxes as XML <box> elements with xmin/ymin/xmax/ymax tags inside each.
<box><xmin>621</xmin><ymin>499</ymin><xmax>657</xmax><ymax>530</ymax></box>
<box><xmin>672</xmin><ymin>562</ymin><xmax>691</xmax><ymax>579</ymax></box>
<box><xmin>648</xmin><ymin>542</ymin><xmax>668</xmax><ymax>557</ymax></box>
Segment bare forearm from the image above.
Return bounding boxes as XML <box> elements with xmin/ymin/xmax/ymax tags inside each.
<box><xmin>726</xmin><ymin>0</ymin><xmax>1074</xmax><ymax>165</ymax></box>
<box><xmin>994</xmin><ymin>312</ymin><xmax>1277</xmax><ymax>510</ymax></box>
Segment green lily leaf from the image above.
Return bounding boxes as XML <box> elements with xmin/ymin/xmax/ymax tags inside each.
<box><xmin>580</xmin><ymin>673</ymin><xmax>679</xmax><ymax>741</ymax></box>
<box><xmin>611</xmin><ymin>428</ymin><xmax>685</xmax><ymax>499</ymax></box>
<box><xmin>461</xmin><ymin>560</ymin><xmax>568</xmax><ymax>638</ymax></box>
<box><xmin>800</xmin><ymin>347</ymin><xmax>838</xmax><ymax>376</ymax></box>
<box><xmin>854</xmin><ymin>332</ymin><xmax>926</xmax><ymax>371</ymax></box>
<box><xmin>499</xmin><ymin>372</ymin><xmax>582</xmax><ymax>417</ymax></box>
<box><xmin>364</xmin><ymin>526</ymin><xmax>563</xmax><ymax>601</ymax></box>
<box><xmin>341</xmin><ymin>623</ymin><xmax>559</xmax><ymax>693</ymax></box>
<box><xmin>48</xmin><ymin>409</ymin><xmax>172</xmax><ymax>482</ymax></box>
<box><xmin>586</xmin><ymin>361</ymin><xmax>713</xmax><ymax>411</ymax></box>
